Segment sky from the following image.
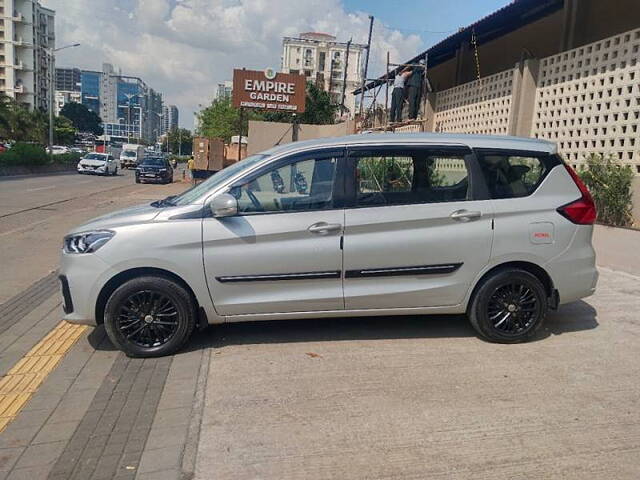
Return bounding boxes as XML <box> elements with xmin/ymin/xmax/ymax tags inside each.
<box><xmin>46</xmin><ymin>0</ymin><xmax>509</xmax><ymax>130</ymax></box>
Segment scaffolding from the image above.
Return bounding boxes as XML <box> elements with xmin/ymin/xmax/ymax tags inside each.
<box><xmin>356</xmin><ymin>52</ymin><xmax>429</xmax><ymax>133</ymax></box>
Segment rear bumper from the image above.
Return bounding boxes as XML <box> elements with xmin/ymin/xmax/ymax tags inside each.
<box><xmin>546</xmin><ymin>226</ymin><xmax>598</xmax><ymax>305</ymax></box>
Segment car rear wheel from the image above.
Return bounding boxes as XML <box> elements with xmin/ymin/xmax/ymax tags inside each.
<box><xmin>135</xmin><ymin>177</ymin><xmax>140</xmax><ymax>184</ymax></box>
<box><xmin>104</xmin><ymin>276</ymin><xmax>197</xmax><ymax>357</ymax></box>
<box><xmin>468</xmin><ymin>269</ymin><xmax>547</xmax><ymax>343</ymax></box>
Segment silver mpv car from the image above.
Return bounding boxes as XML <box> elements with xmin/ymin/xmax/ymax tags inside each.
<box><xmin>60</xmin><ymin>133</ymin><xmax>598</xmax><ymax>357</ymax></box>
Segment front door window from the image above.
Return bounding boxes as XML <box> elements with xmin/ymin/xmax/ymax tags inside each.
<box><xmin>230</xmin><ymin>156</ymin><xmax>338</xmax><ymax>214</ymax></box>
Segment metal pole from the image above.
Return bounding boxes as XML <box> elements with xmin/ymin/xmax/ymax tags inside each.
<box><xmin>359</xmin><ymin>16</ymin><xmax>374</xmax><ymax>119</ymax></box>
<box><xmin>385</xmin><ymin>51</ymin><xmax>390</xmax><ymax>127</ymax></box>
<box><xmin>340</xmin><ymin>38</ymin><xmax>352</xmax><ymax>116</ymax></box>
<box><xmin>422</xmin><ymin>53</ymin><xmax>429</xmax><ymax>127</ymax></box>
<box><xmin>48</xmin><ymin>50</ymin><xmax>54</xmax><ymax>157</ymax></box>
<box><xmin>178</xmin><ymin>128</ymin><xmax>182</xmax><ymax>156</ymax></box>
<box><xmin>237</xmin><ymin>107</ymin><xmax>243</xmax><ymax>163</ymax></box>
<box><xmin>292</xmin><ymin>113</ymin><xmax>299</xmax><ymax>142</ymax></box>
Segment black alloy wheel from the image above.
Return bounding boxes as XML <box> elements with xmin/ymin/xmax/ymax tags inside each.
<box><xmin>486</xmin><ymin>282</ymin><xmax>540</xmax><ymax>336</ymax></box>
<box><xmin>104</xmin><ymin>276</ymin><xmax>197</xmax><ymax>357</ymax></box>
<box><xmin>468</xmin><ymin>269</ymin><xmax>547</xmax><ymax>343</ymax></box>
<box><xmin>116</xmin><ymin>290</ymin><xmax>179</xmax><ymax>348</ymax></box>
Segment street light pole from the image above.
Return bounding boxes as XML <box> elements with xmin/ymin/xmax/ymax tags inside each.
<box><xmin>47</xmin><ymin>43</ymin><xmax>80</xmax><ymax>155</ymax></box>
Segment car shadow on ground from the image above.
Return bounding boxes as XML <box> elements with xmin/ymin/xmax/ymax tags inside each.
<box><xmin>87</xmin><ymin>300</ymin><xmax>598</xmax><ymax>353</ymax></box>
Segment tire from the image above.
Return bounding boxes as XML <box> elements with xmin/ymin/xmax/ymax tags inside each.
<box><xmin>135</xmin><ymin>177</ymin><xmax>140</xmax><ymax>184</ymax></box>
<box><xmin>468</xmin><ymin>269</ymin><xmax>547</xmax><ymax>344</ymax></box>
<box><xmin>104</xmin><ymin>275</ymin><xmax>197</xmax><ymax>357</ymax></box>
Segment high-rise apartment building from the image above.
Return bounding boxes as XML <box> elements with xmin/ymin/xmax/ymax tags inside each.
<box><xmin>215</xmin><ymin>81</ymin><xmax>232</xmax><ymax>100</ymax></box>
<box><xmin>281</xmin><ymin>33</ymin><xmax>365</xmax><ymax>116</ymax></box>
<box><xmin>0</xmin><ymin>0</ymin><xmax>55</xmax><ymax>111</ymax></box>
<box><xmin>54</xmin><ymin>66</ymin><xmax>80</xmax><ymax>115</ymax></box>
<box><xmin>161</xmin><ymin>104</ymin><xmax>179</xmax><ymax>133</ymax></box>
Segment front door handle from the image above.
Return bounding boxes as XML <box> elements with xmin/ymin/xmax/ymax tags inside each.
<box><xmin>308</xmin><ymin>222</ymin><xmax>342</xmax><ymax>235</ymax></box>
<box><xmin>450</xmin><ymin>209</ymin><xmax>482</xmax><ymax>222</ymax></box>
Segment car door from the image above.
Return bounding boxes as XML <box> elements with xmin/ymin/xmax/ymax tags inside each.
<box><xmin>202</xmin><ymin>148</ymin><xmax>345</xmax><ymax>316</ymax></box>
<box><xmin>343</xmin><ymin>145</ymin><xmax>493</xmax><ymax>310</ymax></box>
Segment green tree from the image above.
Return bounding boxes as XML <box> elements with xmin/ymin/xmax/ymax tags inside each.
<box><xmin>165</xmin><ymin>128</ymin><xmax>193</xmax><ymax>155</ymax></box>
<box><xmin>54</xmin><ymin>116</ymin><xmax>76</xmax><ymax>145</ymax></box>
<box><xmin>0</xmin><ymin>95</ymin><xmax>46</xmax><ymax>142</ymax></box>
<box><xmin>259</xmin><ymin>82</ymin><xmax>338</xmax><ymax>125</ymax></box>
<box><xmin>197</xmin><ymin>97</ymin><xmax>247</xmax><ymax>142</ymax></box>
<box><xmin>579</xmin><ymin>154</ymin><xmax>634</xmax><ymax>227</ymax></box>
<box><xmin>59</xmin><ymin>102</ymin><xmax>103</xmax><ymax>135</ymax></box>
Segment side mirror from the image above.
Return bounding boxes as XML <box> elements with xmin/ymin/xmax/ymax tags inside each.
<box><xmin>208</xmin><ymin>193</ymin><xmax>238</xmax><ymax>218</ymax></box>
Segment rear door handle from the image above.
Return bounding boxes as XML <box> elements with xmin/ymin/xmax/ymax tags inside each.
<box><xmin>308</xmin><ymin>222</ymin><xmax>342</xmax><ymax>235</ymax></box>
<box><xmin>450</xmin><ymin>209</ymin><xmax>482</xmax><ymax>222</ymax></box>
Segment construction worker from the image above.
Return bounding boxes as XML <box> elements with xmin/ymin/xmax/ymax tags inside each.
<box><xmin>406</xmin><ymin>59</ymin><xmax>425</xmax><ymax>120</ymax></box>
<box><xmin>390</xmin><ymin>68</ymin><xmax>412</xmax><ymax>123</ymax></box>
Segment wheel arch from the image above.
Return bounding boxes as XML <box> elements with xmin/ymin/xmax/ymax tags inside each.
<box><xmin>95</xmin><ymin>267</ymin><xmax>200</xmax><ymax>325</ymax></box>
<box><xmin>466</xmin><ymin>261</ymin><xmax>555</xmax><ymax>314</ymax></box>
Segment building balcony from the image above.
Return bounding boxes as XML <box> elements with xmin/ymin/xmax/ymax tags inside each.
<box><xmin>12</xmin><ymin>37</ymin><xmax>33</xmax><ymax>47</ymax></box>
<box><xmin>8</xmin><ymin>12</ymin><xmax>31</xmax><ymax>24</ymax></box>
<box><xmin>14</xmin><ymin>84</ymin><xmax>24</xmax><ymax>93</ymax></box>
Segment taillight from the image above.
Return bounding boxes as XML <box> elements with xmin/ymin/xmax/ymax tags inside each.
<box><xmin>557</xmin><ymin>165</ymin><xmax>597</xmax><ymax>225</ymax></box>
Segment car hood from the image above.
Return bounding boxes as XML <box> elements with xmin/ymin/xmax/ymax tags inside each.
<box><xmin>69</xmin><ymin>203</ymin><xmax>162</xmax><ymax>233</ymax></box>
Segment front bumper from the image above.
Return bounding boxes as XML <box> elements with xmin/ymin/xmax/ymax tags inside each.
<box><xmin>137</xmin><ymin>172</ymin><xmax>169</xmax><ymax>182</ymax></box>
<box><xmin>59</xmin><ymin>250</ymin><xmax>113</xmax><ymax>326</ymax></box>
<box><xmin>78</xmin><ymin>164</ymin><xmax>106</xmax><ymax>174</ymax></box>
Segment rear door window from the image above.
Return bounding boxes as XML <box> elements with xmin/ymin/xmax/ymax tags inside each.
<box><xmin>476</xmin><ymin>154</ymin><xmax>550</xmax><ymax>199</ymax></box>
<box><xmin>352</xmin><ymin>149</ymin><xmax>471</xmax><ymax>207</ymax></box>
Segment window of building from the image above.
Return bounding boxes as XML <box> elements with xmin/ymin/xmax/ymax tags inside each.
<box><xmin>319</xmin><ymin>52</ymin><xmax>326</xmax><ymax>71</ymax></box>
<box><xmin>230</xmin><ymin>156</ymin><xmax>338</xmax><ymax>214</ymax></box>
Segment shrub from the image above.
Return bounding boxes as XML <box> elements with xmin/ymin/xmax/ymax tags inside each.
<box><xmin>579</xmin><ymin>154</ymin><xmax>634</xmax><ymax>227</ymax></box>
<box><xmin>54</xmin><ymin>152</ymin><xmax>82</xmax><ymax>164</ymax></box>
<box><xmin>0</xmin><ymin>142</ymin><xmax>48</xmax><ymax>166</ymax></box>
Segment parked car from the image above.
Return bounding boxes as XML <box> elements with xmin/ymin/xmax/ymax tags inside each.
<box><xmin>60</xmin><ymin>133</ymin><xmax>598</xmax><ymax>357</ymax></box>
<box><xmin>77</xmin><ymin>153</ymin><xmax>118</xmax><ymax>175</ymax></box>
<box><xmin>135</xmin><ymin>156</ymin><xmax>173</xmax><ymax>184</ymax></box>
<box><xmin>50</xmin><ymin>145</ymin><xmax>70</xmax><ymax>155</ymax></box>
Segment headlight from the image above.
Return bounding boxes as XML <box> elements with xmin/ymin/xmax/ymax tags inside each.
<box><xmin>63</xmin><ymin>230</ymin><xmax>114</xmax><ymax>254</ymax></box>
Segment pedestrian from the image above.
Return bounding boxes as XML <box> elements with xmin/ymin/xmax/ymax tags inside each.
<box><xmin>390</xmin><ymin>67</ymin><xmax>412</xmax><ymax>123</ymax></box>
<box><xmin>187</xmin><ymin>155</ymin><xmax>195</xmax><ymax>183</ymax></box>
<box><xmin>406</xmin><ymin>59</ymin><xmax>425</xmax><ymax>120</ymax></box>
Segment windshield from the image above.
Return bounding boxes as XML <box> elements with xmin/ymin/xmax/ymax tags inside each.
<box><xmin>122</xmin><ymin>151</ymin><xmax>137</xmax><ymax>157</ymax></box>
<box><xmin>84</xmin><ymin>153</ymin><xmax>107</xmax><ymax>161</ymax></box>
<box><xmin>173</xmin><ymin>154</ymin><xmax>268</xmax><ymax>206</ymax></box>
<box><xmin>141</xmin><ymin>158</ymin><xmax>165</xmax><ymax>166</ymax></box>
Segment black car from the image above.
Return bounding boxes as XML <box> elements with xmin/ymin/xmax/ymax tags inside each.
<box><xmin>135</xmin><ymin>157</ymin><xmax>173</xmax><ymax>184</ymax></box>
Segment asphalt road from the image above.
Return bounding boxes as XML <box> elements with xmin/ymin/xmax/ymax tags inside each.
<box><xmin>0</xmin><ymin>168</ymin><xmax>188</xmax><ymax>303</ymax></box>
<box><xmin>0</xmin><ymin>169</ymin><xmax>137</xmax><ymax>218</ymax></box>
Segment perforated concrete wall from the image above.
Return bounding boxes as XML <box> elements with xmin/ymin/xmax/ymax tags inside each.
<box><xmin>532</xmin><ymin>28</ymin><xmax>640</xmax><ymax>172</ymax></box>
<box><xmin>432</xmin><ymin>70</ymin><xmax>514</xmax><ymax>135</ymax></box>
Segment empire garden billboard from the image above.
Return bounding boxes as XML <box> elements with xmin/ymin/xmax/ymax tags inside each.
<box><xmin>232</xmin><ymin>68</ymin><xmax>306</xmax><ymax>113</ymax></box>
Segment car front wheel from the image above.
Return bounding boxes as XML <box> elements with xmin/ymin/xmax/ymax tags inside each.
<box><xmin>103</xmin><ymin>275</ymin><xmax>197</xmax><ymax>357</ymax></box>
<box><xmin>468</xmin><ymin>269</ymin><xmax>547</xmax><ymax>343</ymax></box>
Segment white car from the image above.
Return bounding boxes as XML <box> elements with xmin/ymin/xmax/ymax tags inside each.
<box><xmin>77</xmin><ymin>153</ymin><xmax>118</xmax><ymax>175</ymax></box>
<box><xmin>60</xmin><ymin>133</ymin><xmax>598</xmax><ymax>357</ymax></box>
<box><xmin>50</xmin><ymin>145</ymin><xmax>70</xmax><ymax>155</ymax></box>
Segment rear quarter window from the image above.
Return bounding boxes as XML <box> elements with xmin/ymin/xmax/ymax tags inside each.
<box><xmin>476</xmin><ymin>153</ymin><xmax>556</xmax><ymax>199</ymax></box>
